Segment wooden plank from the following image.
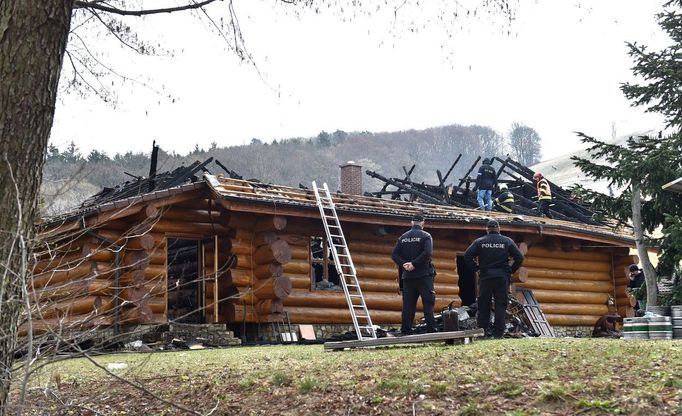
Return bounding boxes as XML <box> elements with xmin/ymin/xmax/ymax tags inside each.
<box><xmin>323</xmin><ymin>329</ymin><xmax>484</xmax><ymax>350</ymax></box>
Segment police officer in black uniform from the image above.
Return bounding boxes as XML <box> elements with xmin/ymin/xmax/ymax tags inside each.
<box><xmin>391</xmin><ymin>213</ymin><xmax>436</xmax><ymax>335</ymax></box>
<box><xmin>464</xmin><ymin>219</ymin><xmax>524</xmax><ymax>338</ymax></box>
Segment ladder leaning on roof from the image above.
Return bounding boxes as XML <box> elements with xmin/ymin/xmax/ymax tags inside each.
<box><xmin>312</xmin><ymin>181</ymin><xmax>377</xmax><ymax>341</ymax></box>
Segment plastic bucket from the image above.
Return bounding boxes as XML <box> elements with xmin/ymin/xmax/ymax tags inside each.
<box><xmin>648</xmin><ymin>316</ymin><xmax>673</xmax><ymax>340</ymax></box>
<box><xmin>623</xmin><ymin>317</ymin><xmax>649</xmax><ymax>340</ymax></box>
<box><xmin>672</xmin><ymin>306</ymin><xmax>682</xmax><ymax>339</ymax></box>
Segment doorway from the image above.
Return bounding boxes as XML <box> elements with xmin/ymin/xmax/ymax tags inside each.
<box><xmin>457</xmin><ymin>256</ymin><xmax>476</xmax><ymax>306</ymax></box>
<box><xmin>167</xmin><ymin>238</ymin><xmax>201</xmax><ymax>323</ymax></box>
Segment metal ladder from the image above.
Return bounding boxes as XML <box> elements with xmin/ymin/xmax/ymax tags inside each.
<box><xmin>312</xmin><ymin>181</ymin><xmax>377</xmax><ymax>340</ymax></box>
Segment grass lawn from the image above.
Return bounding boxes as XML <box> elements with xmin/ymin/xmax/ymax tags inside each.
<box><xmin>11</xmin><ymin>338</ymin><xmax>682</xmax><ymax>415</ymax></box>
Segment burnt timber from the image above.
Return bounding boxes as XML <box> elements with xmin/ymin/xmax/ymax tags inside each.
<box><xmin>365</xmin><ymin>155</ymin><xmax>603</xmax><ymax>225</ymax></box>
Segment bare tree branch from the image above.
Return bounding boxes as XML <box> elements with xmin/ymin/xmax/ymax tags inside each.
<box><xmin>74</xmin><ymin>0</ymin><xmax>220</xmax><ymax>16</ymax></box>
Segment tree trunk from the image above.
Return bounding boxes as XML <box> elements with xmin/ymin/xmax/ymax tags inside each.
<box><xmin>0</xmin><ymin>1</ymin><xmax>73</xmax><ymax>413</ymax></box>
<box><xmin>631</xmin><ymin>182</ymin><xmax>658</xmax><ymax>307</ymax></box>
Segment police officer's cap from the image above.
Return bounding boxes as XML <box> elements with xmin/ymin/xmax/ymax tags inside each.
<box><xmin>411</xmin><ymin>213</ymin><xmax>425</xmax><ymax>222</ymax></box>
<box><xmin>486</xmin><ymin>219</ymin><xmax>499</xmax><ymax>229</ymax></box>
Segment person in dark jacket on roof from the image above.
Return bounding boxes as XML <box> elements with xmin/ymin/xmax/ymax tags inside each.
<box><xmin>392</xmin><ymin>213</ymin><xmax>436</xmax><ymax>335</ymax></box>
<box><xmin>476</xmin><ymin>158</ymin><xmax>497</xmax><ymax>212</ymax></box>
<box><xmin>464</xmin><ymin>220</ymin><xmax>524</xmax><ymax>338</ymax></box>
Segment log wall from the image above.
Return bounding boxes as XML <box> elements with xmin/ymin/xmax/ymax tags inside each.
<box><xmin>29</xmin><ymin>196</ymin><xmax>634</xmax><ymax>334</ymax></box>
<box><xmin>282</xmin><ymin>224</ymin><xmax>462</xmax><ymax>325</ymax></box>
<box><xmin>516</xmin><ymin>242</ymin><xmax>629</xmax><ymax>327</ymax></box>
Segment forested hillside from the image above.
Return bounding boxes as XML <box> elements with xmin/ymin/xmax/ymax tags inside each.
<box><xmin>42</xmin><ymin>123</ymin><xmax>541</xmax><ymax>215</ymax></box>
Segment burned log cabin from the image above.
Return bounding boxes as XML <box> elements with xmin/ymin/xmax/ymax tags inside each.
<box><xmin>27</xmin><ymin>163</ymin><xmax>638</xmax><ymax>340</ymax></box>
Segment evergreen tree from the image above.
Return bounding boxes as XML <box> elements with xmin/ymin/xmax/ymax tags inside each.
<box><xmin>573</xmin><ymin>0</ymin><xmax>682</xmax><ymax>307</ymax></box>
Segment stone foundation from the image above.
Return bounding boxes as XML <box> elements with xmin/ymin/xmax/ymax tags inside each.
<box><xmin>552</xmin><ymin>325</ymin><xmax>593</xmax><ymax>338</ymax></box>
<box><xmin>240</xmin><ymin>323</ymin><xmax>402</xmax><ymax>343</ymax></box>
<box><xmin>161</xmin><ymin>323</ymin><xmax>241</xmax><ymax>346</ymax></box>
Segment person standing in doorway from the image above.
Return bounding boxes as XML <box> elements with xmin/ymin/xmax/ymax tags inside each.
<box><xmin>464</xmin><ymin>220</ymin><xmax>524</xmax><ymax>338</ymax></box>
<box><xmin>391</xmin><ymin>213</ymin><xmax>437</xmax><ymax>335</ymax></box>
<box><xmin>476</xmin><ymin>158</ymin><xmax>497</xmax><ymax>211</ymax></box>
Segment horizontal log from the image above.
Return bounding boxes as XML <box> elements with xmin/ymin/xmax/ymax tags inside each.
<box><xmin>254</xmin><ymin>263</ymin><xmax>283</xmax><ymax>279</ymax></box>
<box><xmin>282</xmin><ymin>262</ymin><xmax>310</xmax><ymax>275</ymax></box>
<box><xmin>255</xmin><ymin>299</ymin><xmax>284</xmax><ymax>315</ymax></box>
<box><xmin>538</xmin><ymin>303</ymin><xmax>610</xmax><ymax>316</ymax></box>
<box><xmin>145</xmin><ymin>264</ymin><xmax>167</xmax><ymax>279</ymax></box>
<box><xmin>37</xmin><ymin>296</ymin><xmax>114</xmax><ymax>319</ymax></box>
<box><xmin>121</xmin><ymin>281</ymin><xmax>166</xmax><ymax>303</ymax></box>
<box><xmin>284</xmin><ymin>306</ymin><xmax>402</xmax><ymax>325</ymax></box>
<box><xmin>526</xmin><ymin>246</ymin><xmax>611</xmax><ymax>262</ymax></box>
<box><xmin>253</xmin><ymin>231</ymin><xmax>279</xmax><ymax>248</ymax></box>
<box><xmin>32</xmin><ymin>249</ymin><xmax>114</xmax><ymax>274</ymax></box>
<box><xmin>231</xmin><ymin>240</ymin><xmax>252</xmax><ymax>255</ymax></box>
<box><xmin>148</xmin><ymin>220</ymin><xmax>230</xmax><ymax>236</ymax></box>
<box><xmin>232</xmin><ymin>254</ymin><xmax>252</xmax><ymax>270</ymax></box>
<box><xmin>120</xmin><ymin>305</ymin><xmax>156</xmax><ymax>324</ymax></box>
<box><xmin>31</xmin><ymin>263</ymin><xmax>93</xmax><ymax>289</ymax></box>
<box><xmin>31</xmin><ymin>279</ymin><xmax>112</xmax><ymax>302</ymax></box>
<box><xmin>289</xmin><ymin>274</ymin><xmax>313</xmax><ymax>289</ymax></box>
<box><xmin>226</xmin><ymin>269</ymin><xmax>252</xmax><ymax>287</ymax></box>
<box><xmin>123</xmin><ymin>251</ymin><xmax>150</xmax><ymax>270</ymax></box>
<box><xmin>526</xmin><ymin>268</ymin><xmax>611</xmax><ymax>282</ymax></box>
<box><xmin>225</xmin><ymin>303</ymin><xmax>281</xmax><ymax>323</ymax></box>
<box><xmin>119</xmin><ymin>269</ymin><xmax>145</xmax><ymax>286</ymax></box>
<box><xmin>254</xmin><ymin>216</ymin><xmax>287</xmax><ymax>233</ymax></box>
<box><xmin>288</xmin><ymin>273</ymin><xmax>460</xmax><ymax>295</ymax></box>
<box><xmin>253</xmin><ymin>240</ymin><xmax>291</xmax><ymax>265</ymax></box>
<box><xmin>160</xmin><ymin>207</ymin><xmax>227</xmax><ymax>224</ymax></box>
<box><xmin>545</xmin><ymin>314</ymin><xmax>601</xmax><ymax>326</ymax></box>
<box><xmin>531</xmin><ymin>289</ymin><xmax>610</xmax><ymax>305</ymax></box>
<box><xmin>523</xmin><ymin>257</ymin><xmax>611</xmax><ymax>273</ymax></box>
<box><xmin>613</xmin><ymin>255</ymin><xmax>639</xmax><ymax>266</ymax></box>
<box><xmin>253</xmin><ymin>276</ymin><xmax>292</xmax><ymax>300</ymax></box>
<box><xmin>516</xmin><ymin>278</ymin><xmax>613</xmax><ymax>293</ymax></box>
<box><xmin>284</xmin><ymin>291</ymin><xmax>455</xmax><ymax>313</ymax></box>
<box><xmin>289</xmin><ymin>245</ymin><xmax>309</xmax><ymax>261</ymax></box>
<box><xmin>19</xmin><ymin>315</ymin><xmax>114</xmax><ymax>337</ymax></box>
<box><xmin>345</xmin><ymin>252</ymin><xmax>455</xmax><ymax>270</ymax></box>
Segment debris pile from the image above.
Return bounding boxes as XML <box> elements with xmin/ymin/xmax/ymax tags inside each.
<box><xmin>366</xmin><ymin>155</ymin><xmax>603</xmax><ymax>224</ymax></box>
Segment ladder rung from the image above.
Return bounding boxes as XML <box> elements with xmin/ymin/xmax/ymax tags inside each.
<box><xmin>349</xmin><ymin>294</ymin><xmax>363</xmax><ymax>298</ymax></box>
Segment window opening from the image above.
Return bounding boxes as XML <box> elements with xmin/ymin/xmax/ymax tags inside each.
<box><xmin>310</xmin><ymin>236</ymin><xmax>341</xmax><ymax>290</ymax></box>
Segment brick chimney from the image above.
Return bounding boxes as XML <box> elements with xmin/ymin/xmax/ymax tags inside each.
<box><xmin>340</xmin><ymin>161</ymin><xmax>362</xmax><ymax>195</ymax></box>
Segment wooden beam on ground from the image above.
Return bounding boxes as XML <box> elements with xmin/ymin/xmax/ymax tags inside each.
<box><xmin>323</xmin><ymin>328</ymin><xmax>484</xmax><ymax>350</ymax></box>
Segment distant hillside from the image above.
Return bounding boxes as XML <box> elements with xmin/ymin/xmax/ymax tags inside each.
<box><xmin>530</xmin><ymin>133</ymin><xmax>655</xmax><ymax>194</ymax></box>
<box><xmin>41</xmin><ymin>123</ymin><xmax>528</xmax><ymax>216</ymax></box>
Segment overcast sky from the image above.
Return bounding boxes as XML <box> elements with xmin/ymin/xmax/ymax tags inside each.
<box><xmin>50</xmin><ymin>0</ymin><xmax>669</xmax><ymax>161</ymax></box>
